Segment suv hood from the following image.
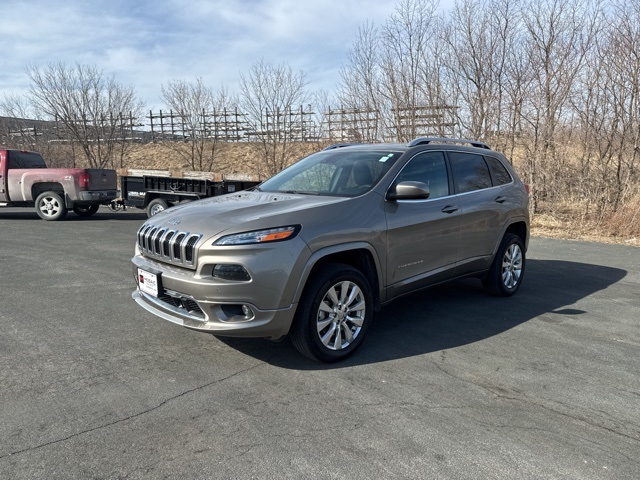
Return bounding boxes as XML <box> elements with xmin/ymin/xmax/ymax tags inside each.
<box><xmin>149</xmin><ymin>190</ymin><xmax>348</xmax><ymax>237</ymax></box>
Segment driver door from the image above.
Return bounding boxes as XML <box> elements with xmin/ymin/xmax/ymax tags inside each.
<box><xmin>384</xmin><ymin>151</ymin><xmax>461</xmax><ymax>297</ymax></box>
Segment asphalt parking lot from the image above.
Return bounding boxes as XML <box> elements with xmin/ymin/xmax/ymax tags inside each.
<box><xmin>1</xmin><ymin>207</ymin><xmax>638</xmax><ymax>479</ymax></box>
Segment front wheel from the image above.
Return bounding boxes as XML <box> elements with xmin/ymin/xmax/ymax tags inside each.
<box><xmin>72</xmin><ymin>204</ymin><xmax>100</xmax><ymax>217</ymax></box>
<box><xmin>290</xmin><ymin>264</ymin><xmax>373</xmax><ymax>362</ymax></box>
<box><xmin>35</xmin><ymin>191</ymin><xmax>68</xmax><ymax>221</ymax></box>
<box><xmin>482</xmin><ymin>233</ymin><xmax>526</xmax><ymax>296</ymax></box>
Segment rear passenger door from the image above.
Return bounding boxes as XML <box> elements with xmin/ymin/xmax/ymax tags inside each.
<box><xmin>448</xmin><ymin>151</ymin><xmax>508</xmax><ymax>272</ymax></box>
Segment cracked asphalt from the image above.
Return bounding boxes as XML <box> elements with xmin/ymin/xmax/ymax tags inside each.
<box><xmin>1</xmin><ymin>207</ymin><xmax>639</xmax><ymax>479</ymax></box>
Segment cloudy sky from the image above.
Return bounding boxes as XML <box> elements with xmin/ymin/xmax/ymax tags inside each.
<box><xmin>1</xmin><ymin>0</ymin><xmax>453</xmax><ymax>110</ymax></box>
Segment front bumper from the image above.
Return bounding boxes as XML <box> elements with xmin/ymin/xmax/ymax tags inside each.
<box><xmin>132</xmin><ymin>289</ymin><xmax>296</xmax><ymax>339</ymax></box>
<box><xmin>131</xmin><ymin>252</ymin><xmax>301</xmax><ymax>339</ymax></box>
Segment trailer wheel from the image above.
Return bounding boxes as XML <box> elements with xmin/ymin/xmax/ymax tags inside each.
<box><xmin>147</xmin><ymin>198</ymin><xmax>169</xmax><ymax>217</ymax></box>
<box><xmin>72</xmin><ymin>204</ymin><xmax>100</xmax><ymax>217</ymax></box>
<box><xmin>35</xmin><ymin>191</ymin><xmax>68</xmax><ymax>221</ymax></box>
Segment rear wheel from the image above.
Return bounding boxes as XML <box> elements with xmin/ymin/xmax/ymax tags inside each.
<box><xmin>483</xmin><ymin>233</ymin><xmax>525</xmax><ymax>296</ymax></box>
<box><xmin>147</xmin><ymin>198</ymin><xmax>169</xmax><ymax>217</ymax></box>
<box><xmin>72</xmin><ymin>204</ymin><xmax>100</xmax><ymax>217</ymax></box>
<box><xmin>35</xmin><ymin>191</ymin><xmax>68</xmax><ymax>221</ymax></box>
<box><xmin>291</xmin><ymin>264</ymin><xmax>373</xmax><ymax>362</ymax></box>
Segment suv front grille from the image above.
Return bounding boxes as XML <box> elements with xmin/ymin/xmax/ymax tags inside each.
<box><xmin>137</xmin><ymin>224</ymin><xmax>202</xmax><ymax>268</ymax></box>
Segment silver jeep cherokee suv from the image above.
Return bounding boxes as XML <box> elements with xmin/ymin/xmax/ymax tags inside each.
<box><xmin>132</xmin><ymin>138</ymin><xmax>529</xmax><ymax>362</ymax></box>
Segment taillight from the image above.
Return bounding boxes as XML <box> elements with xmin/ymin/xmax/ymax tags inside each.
<box><xmin>524</xmin><ymin>184</ymin><xmax>530</xmax><ymax>194</ymax></box>
<box><xmin>79</xmin><ymin>172</ymin><xmax>90</xmax><ymax>189</ymax></box>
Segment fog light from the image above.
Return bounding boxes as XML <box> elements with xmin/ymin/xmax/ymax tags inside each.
<box><xmin>219</xmin><ymin>304</ymin><xmax>255</xmax><ymax>322</ymax></box>
<box><xmin>213</xmin><ymin>264</ymin><xmax>251</xmax><ymax>281</ymax></box>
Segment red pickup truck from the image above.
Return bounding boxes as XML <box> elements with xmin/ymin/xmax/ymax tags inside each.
<box><xmin>0</xmin><ymin>148</ymin><xmax>118</xmax><ymax>220</ymax></box>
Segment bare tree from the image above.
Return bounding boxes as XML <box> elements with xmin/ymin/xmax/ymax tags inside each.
<box><xmin>518</xmin><ymin>0</ymin><xmax>601</xmax><ymax>212</ymax></box>
<box><xmin>379</xmin><ymin>0</ymin><xmax>440</xmax><ymax>141</ymax></box>
<box><xmin>0</xmin><ymin>94</ymin><xmax>39</xmax><ymax>150</ymax></box>
<box><xmin>26</xmin><ymin>62</ymin><xmax>144</xmax><ymax>169</ymax></box>
<box><xmin>337</xmin><ymin>21</ymin><xmax>384</xmax><ymax>141</ymax></box>
<box><xmin>239</xmin><ymin>59</ymin><xmax>310</xmax><ymax>176</ymax></box>
<box><xmin>338</xmin><ymin>0</ymin><xmax>450</xmax><ymax>142</ymax></box>
<box><xmin>441</xmin><ymin>0</ymin><xmax>521</xmax><ymax>144</ymax></box>
<box><xmin>161</xmin><ymin>78</ymin><xmax>235</xmax><ymax>171</ymax></box>
<box><xmin>573</xmin><ymin>0</ymin><xmax>640</xmax><ymax>216</ymax></box>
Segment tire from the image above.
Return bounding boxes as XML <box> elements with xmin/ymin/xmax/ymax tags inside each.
<box><xmin>35</xmin><ymin>191</ymin><xmax>68</xmax><ymax>221</ymax></box>
<box><xmin>290</xmin><ymin>263</ymin><xmax>373</xmax><ymax>362</ymax></box>
<box><xmin>482</xmin><ymin>233</ymin><xmax>526</xmax><ymax>297</ymax></box>
<box><xmin>72</xmin><ymin>204</ymin><xmax>100</xmax><ymax>217</ymax></box>
<box><xmin>147</xmin><ymin>198</ymin><xmax>169</xmax><ymax>217</ymax></box>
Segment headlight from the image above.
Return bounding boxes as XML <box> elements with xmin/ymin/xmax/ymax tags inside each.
<box><xmin>214</xmin><ymin>225</ymin><xmax>300</xmax><ymax>245</ymax></box>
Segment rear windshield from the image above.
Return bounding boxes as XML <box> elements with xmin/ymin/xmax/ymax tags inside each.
<box><xmin>7</xmin><ymin>151</ymin><xmax>47</xmax><ymax>169</ymax></box>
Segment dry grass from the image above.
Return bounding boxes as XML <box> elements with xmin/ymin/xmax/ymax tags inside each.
<box><xmin>54</xmin><ymin>141</ymin><xmax>640</xmax><ymax>247</ymax></box>
<box><xmin>123</xmin><ymin>141</ymin><xmax>321</xmax><ymax>180</ymax></box>
<box><xmin>532</xmin><ymin>204</ymin><xmax>640</xmax><ymax>246</ymax></box>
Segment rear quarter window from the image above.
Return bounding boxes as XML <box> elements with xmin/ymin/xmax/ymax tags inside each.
<box><xmin>485</xmin><ymin>156</ymin><xmax>513</xmax><ymax>185</ymax></box>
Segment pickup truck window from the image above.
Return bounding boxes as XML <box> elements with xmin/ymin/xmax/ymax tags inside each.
<box><xmin>7</xmin><ymin>151</ymin><xmax>47</xmax><ymax>169</ymax></box>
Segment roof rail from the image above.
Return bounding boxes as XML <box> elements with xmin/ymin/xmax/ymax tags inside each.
<box><xmin>322</xmin><ymin>143</ymin><xmax>359</xmax><ymax>151</ymax></box>
<box><xmin>408</xmin><ymin>137</ymin><xmax>491</xmax><ymax>150</ymax></box>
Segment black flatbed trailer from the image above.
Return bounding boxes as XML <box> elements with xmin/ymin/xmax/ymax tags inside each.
<box><xmin>112</xmin><ymin>175</ymin><xmax>260</xmax><ymax>217</ymax></box>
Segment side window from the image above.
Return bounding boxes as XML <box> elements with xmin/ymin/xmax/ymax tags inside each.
<box><xmin>485</xmin><ymin>156</ymin><xmax>512</xmax><ymax>186</ymax></box>
<box><xmin>395</xmin><ymin>152</ymin><xmax>449</xmax><ymax>199</ymax></box>
<box><xmin>449</xmin><ymin>152</ymin><xmax>492</xmax><ymax>193</ymax></box>
<box><xmin>7</xmin><ymin>151</ymin><xmax>47</xmax><ymax>169</ymax></box>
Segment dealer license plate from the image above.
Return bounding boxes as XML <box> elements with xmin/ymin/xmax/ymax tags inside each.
<box><xmin>138</xmin><ymin>268</ymin><xmax>160</xmax><ymax>297</ymax></box>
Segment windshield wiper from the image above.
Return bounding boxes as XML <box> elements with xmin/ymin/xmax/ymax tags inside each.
<box><xmin>281</xmin><ymin>190</ymin><xmax>320</xmax><ymax>195</ymax></box>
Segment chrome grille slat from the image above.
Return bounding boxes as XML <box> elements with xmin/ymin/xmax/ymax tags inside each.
<box><xmin>162</xmin><ymin>231</ymin><xmax>175</xmax><ymax>257</ymax></box>
<box><xmin>136</xmin><ymin>223</ymin><xmax>202</xmax><ymax>268</ymax></box>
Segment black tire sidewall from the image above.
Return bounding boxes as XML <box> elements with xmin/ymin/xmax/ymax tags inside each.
<box><xmin>292</xmin><ymin>264</ymin><xmax>373</xmax><ymax>362</ymax></box>
<box><xmin>147</xmin><ymin>198</ymin><xmax>169</xmax><ymax>217</ymax></box>
<box><xmin>73</xmin><ymin>204</ymin><xmax>99</xmax><ymax>216</ymax></box>
<box><xmin>487</xmin><ymin>233</ymin><xmax>526</xmax><ymax>296</ymax></box>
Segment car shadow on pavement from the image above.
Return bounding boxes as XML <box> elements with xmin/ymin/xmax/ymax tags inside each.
<box><xmin>216</xmin><ymin>259</ymin><xmax>627</xmax><ymax>369</ymax></box>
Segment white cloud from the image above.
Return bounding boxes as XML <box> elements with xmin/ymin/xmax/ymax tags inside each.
<box><xmin>0</xmin><ymin>0</ymin><xmax>453</xmax><ymax>111</ymax></box>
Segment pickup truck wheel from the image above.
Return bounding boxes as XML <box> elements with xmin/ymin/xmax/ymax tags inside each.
<box><xmin>291</xmin><ymin>264</ymin><xmax>373</xmax><ymax>362</ymax></box>
<box><xmin>482</xmin><ymin>233</ymin><xmax>526</xmax><ymax>297</ymax></box>
<box><xmin>147</xmin><ymin>198</ymin><xmax>169</xmax><ymax>217</ymax></box>
<box><xmin>35</xmin><ymin>191</ymin><xmax>68</xmax><ymax>221</ymax></box>
<box><xmin>72</xmin><ymin>204</ymin><xmax>100</xmax><ymax>217</ymax></box>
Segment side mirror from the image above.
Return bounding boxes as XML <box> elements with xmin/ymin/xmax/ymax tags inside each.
<box><xmin>387</xmin><ymin>181</ymin><xmax>430</xmax><ymax>200</ymax></box>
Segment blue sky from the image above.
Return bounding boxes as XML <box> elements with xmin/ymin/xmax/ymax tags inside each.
<box><xmin>1</xmin><ymin>0</ymin><xmax>453</xmax><ymax>110</ymax></box>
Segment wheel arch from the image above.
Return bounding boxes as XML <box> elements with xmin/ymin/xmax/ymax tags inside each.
<box><xmin>504</xmin><ymin>219</ymin><xmax>529</xmax><ymax>251</ymax></box>
<box><xmin>31</xmin><ymin>182</ymin><xmax>64</xmax><ymax>200</ymax></box>
<box><xmin>292</xmin><ymin>243</ymin><xmax>383</xmax><ymax>311</ymax></box>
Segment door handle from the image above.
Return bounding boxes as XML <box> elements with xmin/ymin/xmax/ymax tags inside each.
<box><xmin>495</xmin><ymin>196</ymin><xmax>507</xmax><ymax>204</ymax></box>
<box><xmin>441</xmin><ymin>205</ymin><xmax>459</xmax><ymax>214</ymax></box>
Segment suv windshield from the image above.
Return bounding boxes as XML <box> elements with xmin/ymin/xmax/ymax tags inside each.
<box><xmin>259</xmin><ymin>149</ymin><xmax>402</xmax><ymax>197</ymax></box>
